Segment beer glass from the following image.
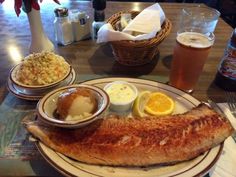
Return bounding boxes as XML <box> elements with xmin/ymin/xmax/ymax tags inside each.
<box><xmin>169</xmin><ymin>6</ymin><xmax>220</xmax><ymax>93</ymax></box>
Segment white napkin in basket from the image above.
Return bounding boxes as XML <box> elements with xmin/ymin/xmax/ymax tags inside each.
<box><xmin>97</xmin><ymin>3</ymin><xmax>166</xmax><ymax>43</ymax></box>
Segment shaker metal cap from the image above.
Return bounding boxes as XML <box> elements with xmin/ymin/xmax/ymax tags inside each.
<box><xmin>54</xmin><ymin>7</ymin><xmax>69</xmax><ymax>17</ymax></box>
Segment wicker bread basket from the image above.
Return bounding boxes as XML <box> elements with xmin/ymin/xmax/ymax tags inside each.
<box><xmin>107</xmin><ymin>11</ymin><xmax>172</xmax><ymax>66</ymax></box>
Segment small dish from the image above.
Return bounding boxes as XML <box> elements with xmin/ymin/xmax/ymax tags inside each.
<box><xmin>104</xmin><ymin>81</ymin><xmax>138</xmax><ymax>112</ymax></box>
<box><xmin>7</xmin><ymin>68</ymin><xmax>76</xmax><ymax>101</ymax></box>
<box><xmin>10</xmin><ymin>63</ymin><xmax>72</xmax><ymax>90</ymax></box>
<box><xmin>37</xmin><ymin>84</ymin><xmax>110</xmax><ymax>128</ymax></box>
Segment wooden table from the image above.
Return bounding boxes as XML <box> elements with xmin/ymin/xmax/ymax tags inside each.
<box><xmin>0</xmin><ymin>1</ymin><xmax>233</xmax><ymax>103</ymax></box>
<box><xmin>0</xmin><ymin>1</ymin><xmax>233</xmax><ymax>176</ymax></box>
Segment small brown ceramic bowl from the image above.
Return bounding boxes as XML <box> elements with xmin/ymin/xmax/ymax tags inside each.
<box><xmin>37</xmin><ymin>84</ymin><xmax>110</xmax><ymax>128</ymax></box>
<box><xmin>10</xmin><ymin>63</ymin><xmax>72</xmax><ymax>91</ymax></box>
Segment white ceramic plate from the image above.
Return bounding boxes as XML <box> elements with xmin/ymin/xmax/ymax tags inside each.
<box><xmin>36</xmin><ymin>77</ymin><xmax>223</xmax><ymax>177</ymax></box>
<box><xmin>7</xmin><ymin>69</ymin><xmax>76</xmax><ymax>101</ymax></box>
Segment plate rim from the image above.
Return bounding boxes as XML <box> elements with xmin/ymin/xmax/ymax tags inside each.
<box><xmin>34</xmin><ymin>77</ymin><xmax>224</xmax><ymax>177</ymax></box>
<box><xmin>36</xmin><ymin>141</ymin><xmax>223</xmax><ymax>177</ymax></box>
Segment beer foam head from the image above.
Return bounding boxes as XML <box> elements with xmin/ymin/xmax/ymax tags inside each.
<box><xmin>177</xmin><ymin>32</ymin><xmax>213</xmax><ymax>48</ymax></box>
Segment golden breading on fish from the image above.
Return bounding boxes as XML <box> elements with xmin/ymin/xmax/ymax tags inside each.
<box><xmin>25</xmin><ymin>104</ymin><xmax>234</xmax><ymax>166</ymax></box>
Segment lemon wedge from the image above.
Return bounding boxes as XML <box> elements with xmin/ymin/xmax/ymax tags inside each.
<box><xmin>132</xmin><ymin>91</ymin><xmax>151</xmax><ymax>117</ymax></box>
<box><xmin>144</xmin><ymin>92</ymin><xmax>175</xmax><ymax>116</ymax></box>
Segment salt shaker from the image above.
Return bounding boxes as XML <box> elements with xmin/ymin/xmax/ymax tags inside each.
<box><xmin>54</xmin><ymin>7</ymin><xmax>73</xmax><ymax>45</ymax></box>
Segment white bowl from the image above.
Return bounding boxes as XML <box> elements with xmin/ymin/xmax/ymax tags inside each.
<box><xmin>10</xmin><ymin>63</ymin><xmax>72</xmax><ymax>91</ymax></box>
<box><xmin>104</xmin><ymin>81</ymin><xmax>138</xmax><ymax>112</ymax></box>
<box><xmin>37</xmin><ymin>84</ymin><xmax>110</xmax><ymax>128</ymax></box>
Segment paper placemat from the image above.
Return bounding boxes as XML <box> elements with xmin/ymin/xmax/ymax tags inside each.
<box><xmin>1</xmin><ymin>76</ymin><xmax>235</xmax><ymax>176</ymax></box>
<box><xmin>0</xmin><ymin>74</ymin><xmax>167</xmax><ymax>155</ymax></box>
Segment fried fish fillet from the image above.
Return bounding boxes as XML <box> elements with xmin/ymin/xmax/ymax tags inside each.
<box><xmin>25</xmin><ymin>104</ymin><xmax>234</xmax><ymax>166</ymax></box>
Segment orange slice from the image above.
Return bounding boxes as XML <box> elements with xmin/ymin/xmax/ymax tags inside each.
<box><xmin>144</xmin><ymin>92</ymin><xmax>175</xmax><ymax>116</ymax></box>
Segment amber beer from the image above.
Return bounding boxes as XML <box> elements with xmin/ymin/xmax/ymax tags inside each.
<box><xmin>170</xmin><ymin>32</ymin><xmax>214</xmax><ymax>93</ymax></box>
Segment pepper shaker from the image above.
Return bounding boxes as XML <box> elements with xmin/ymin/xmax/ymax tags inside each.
<box><xmin>92</xmin><ymin>0</ymin><xmax>106</xmax><ymax>40</ymax></box>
